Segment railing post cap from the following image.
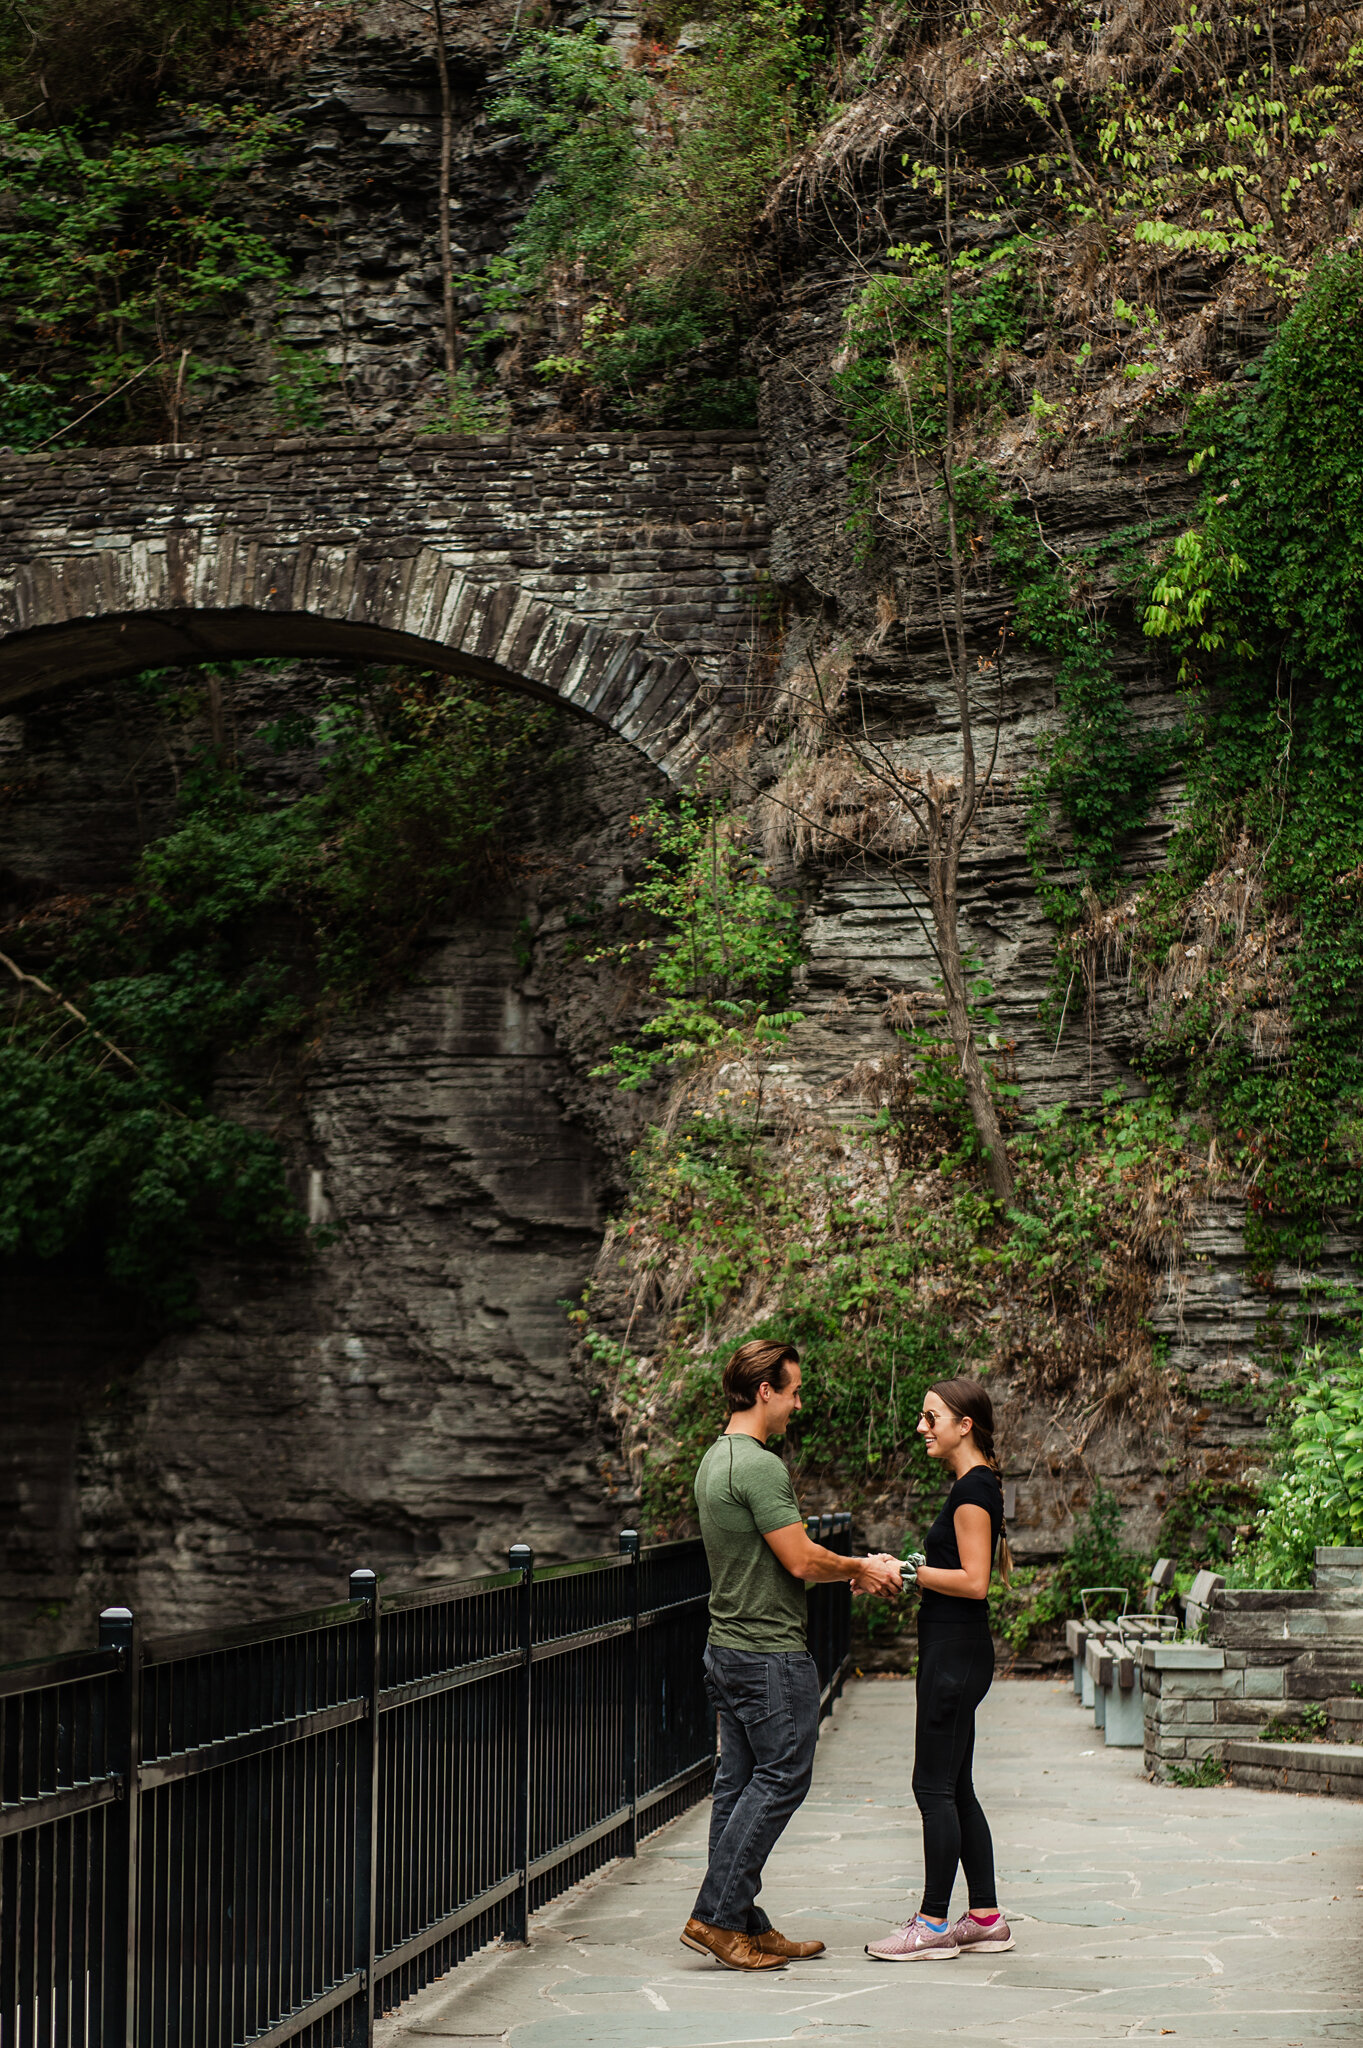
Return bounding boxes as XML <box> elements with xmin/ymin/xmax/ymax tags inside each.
<box><xmin>509</xmin><ymin>1542</ymin><xmax>533</xmax><ymax>1565</ymax></box>
<box><xmin>619</xmin><ymin>1529</ymin><xmax>640</xmax><ymax>1554</ymax></box>
<box><xmin>98</xmin><ymin>1605</ymin><xmax>136</xmax><ymax>1651</ymax></box>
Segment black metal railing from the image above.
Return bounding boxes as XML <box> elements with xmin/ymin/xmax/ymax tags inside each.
<box><xmin>0</xmin><ymin>1519</ymin><xmax>853</xmax><ymax>2048</ymax></box>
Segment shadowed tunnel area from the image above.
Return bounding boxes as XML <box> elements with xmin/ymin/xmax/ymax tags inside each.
<box><xmin>0</xmin><ymin>608</ymin><xmax>635</xmax><ymax>718</ymax></box>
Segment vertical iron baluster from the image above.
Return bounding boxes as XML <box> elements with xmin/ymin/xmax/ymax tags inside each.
<box><xmin>505</xmin><ymin>1545</ymin><xmax>533</xmax><ymax>1943</ymax></box>
<box><xmin>618</xmin><ymin>1534</ymin><xmax>639</xmax><ymax>1858</ymax></box>
<box><xmin>349</xmin><ymin>1569</ymin><xmax>380</xmax><ymax>2048</ymax></box>
<box><xmin>98</xmin><ymin>1607</ymin><xmax>140</xmax><ymax>2048</ymax></box>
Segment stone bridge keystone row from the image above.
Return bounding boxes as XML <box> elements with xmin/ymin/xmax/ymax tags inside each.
<box><xmin>0</xmin><ymin>429</ymin><xmax>770</xmax><ymax>777</ymax></box>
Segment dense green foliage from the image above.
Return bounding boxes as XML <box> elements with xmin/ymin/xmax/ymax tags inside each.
<box><xmin>470</xmin><ymin>5</ymin><xmax>830</xmax><ymax>422</ymax></box>
<box><xmin>1232</xmin><ymin>1348</ymin><xmax>1363</xmax><ymax>1587</ymax></box>
<box><xmin>831</xmin><ymin>238</ymin><xmax>1032</xmax><ymax>538</ymax></box>
<box><xmin>610</xmin><ymin>1127</ymin><xmax>959</xmax><ymax>1529</ymax></box>
<box><xmin>0</xmin><ymin>103</ymin><xmax>291</xmax><ymax>444</ymax></box>
<box><xmin>1140</xmin><ymin>250</ymin><xmax>1363</xmax><ymax>1255</ymax></box>
<box><xmin>1157</xmin><ymin>1476</ymin><xmax>1262</xmax><ymax>1569</ymax></box>
<box><xmin>590</xmin><ymin>798</ymin><xmax>802</xmax><ymax>1089</ymax></box>
<box><xmin>0</xmin><ymin>668</ymin><xmax>545</xmax><ymax>1315</ymax></box>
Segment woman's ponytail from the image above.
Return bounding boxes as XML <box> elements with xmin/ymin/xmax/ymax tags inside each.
<box><xmin>929</xmin><ymin>1376</ymin><xmax>1012</xmax><ymax>1585</ymax></box>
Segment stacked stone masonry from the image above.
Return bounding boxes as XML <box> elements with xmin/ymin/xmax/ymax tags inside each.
<box><xmin>1142</xmin><ymin>1549</ymin><xmax>1363</xmax><ymax>1795</ymax></box>
<box><xmin>0</xmin><ymin>432</ymin><xmax>769</xmax><ymax>777</ymax></box>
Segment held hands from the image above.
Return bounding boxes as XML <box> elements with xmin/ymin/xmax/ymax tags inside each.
<box><xmin>852</xmin><ymin>1551</ymin><xmax>902</xmax><ymax>1597</ymax></box>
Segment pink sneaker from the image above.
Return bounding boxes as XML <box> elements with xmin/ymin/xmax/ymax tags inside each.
<box><xmin>950</xmin><ymin>1910</ymin><xmax>1014</xmax><ymax>1954</ymax></box>
<box><xmin>865</xmin><ymin>1916</ymin><xmax>960</xmax><ymax>1962</ymax></box>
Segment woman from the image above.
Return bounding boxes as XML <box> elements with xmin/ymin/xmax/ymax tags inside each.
<box><xmin>866</xmin><ymin>1377</ymin><xmax>1014</xmax><ymax>1962</ymax></box>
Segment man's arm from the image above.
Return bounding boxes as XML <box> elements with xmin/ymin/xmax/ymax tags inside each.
<box><xmin>764</xmin><ymin>1522</ymin><xmax>902</xmax><ymax>1596</ymax></box>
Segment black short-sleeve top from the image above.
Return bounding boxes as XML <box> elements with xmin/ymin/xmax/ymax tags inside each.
<box><xmin>918</xmin><ymin>1464</ymin><xmax>1003</xmax><ymax>1632</ymax></box>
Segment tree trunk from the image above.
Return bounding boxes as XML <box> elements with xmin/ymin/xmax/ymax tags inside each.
<box><xmin>927</xmin><ymin>809</ymin><xmax>1016</xmax><ymax>1206</ymax></box>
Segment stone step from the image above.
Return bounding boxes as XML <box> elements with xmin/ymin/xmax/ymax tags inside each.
<box><xmin>1327</xmin><ymin>1694</ymin><xmax>1363</xmax><ymax>1731</ymax></box>
<box><xmin>1219</xmin><ymin>1587</ymin><xmax>1363</xmax><ymax>1612</ymax></box>
<box><xmin>1224</xmin><ymin>1737</ymin><xmax>1363</xmax><ymax>1800</ymax></box>
<box><xmin>1208</xmin><ymin>1610</ymin><xmax>1363</xmax><ymax>1649</ymax></box>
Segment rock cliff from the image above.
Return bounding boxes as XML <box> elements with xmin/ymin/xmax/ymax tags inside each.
<box><xmin>2</xmin><ymin>2</ymin><xmax>1358</xmax><ymax>1660</ymax></box>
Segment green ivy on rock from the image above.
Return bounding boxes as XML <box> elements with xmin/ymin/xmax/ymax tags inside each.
<box><xmin>984</xmin><ymin>493</ymin><xmax>1176</xmax><ymax>920</ymax></box>
<box><xmin>1140</xmin><ymin>249</ymin><xmax>1363</xmax><ymax>1257</ymax></box>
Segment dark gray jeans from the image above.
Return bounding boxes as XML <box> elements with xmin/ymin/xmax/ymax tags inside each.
<box><xmin>692</xmin><ymin>1643</ymin><xmax>821</xmax><ymax>1935</ymax></box>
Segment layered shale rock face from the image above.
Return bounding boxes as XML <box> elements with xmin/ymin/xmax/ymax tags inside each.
<box><xmin>0</xmin><ymin>665</ymin><xmax>662</xmax><ymax>1656</ymax></box>
<box><xmin>744</xmin><ymin>162</ymin><xmax>1361</xmax><ymax>1558</ymax></box>
<box><xmin>4</xmin><ymin>7</ymin><xmax>1358</xmax><ymax>1658</ymax></box>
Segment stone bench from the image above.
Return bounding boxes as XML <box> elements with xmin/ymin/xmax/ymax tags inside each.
<box><xmin>1084</xmin><ymin>1634</ymin><xmax>1142</xmax><ymax>1748</ymax></box>
<box><xmin>1065</xmin><ymin>1559</ymin><xmax>1179</xmax><ymax>1706</ymax></box>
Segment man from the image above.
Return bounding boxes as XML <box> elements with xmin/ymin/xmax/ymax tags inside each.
<box><xmin>681</xmin><ymin>1339</ymin><xmax>902</xmax><ymax>1971</ymax></box>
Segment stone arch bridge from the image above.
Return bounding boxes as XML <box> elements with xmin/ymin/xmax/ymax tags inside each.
<box><xmin>0</xmin><ymin>427</ymin><xmax>768</xmax><ymax>777</ymax></box>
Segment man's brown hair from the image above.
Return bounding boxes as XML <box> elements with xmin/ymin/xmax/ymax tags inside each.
<box><xmin>722</xmin><ymin>1339</ymin><xmax>799</xmax><ymax>1414</ymax></box>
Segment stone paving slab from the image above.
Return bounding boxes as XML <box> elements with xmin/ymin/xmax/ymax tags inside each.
<box><xmin>377</xmin><ymin>1676</ymin><xmax>1363</xmax><ymax>2048</ymax></box>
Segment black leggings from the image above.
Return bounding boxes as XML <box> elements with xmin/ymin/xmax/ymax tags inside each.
<box><xmin>912</xmin><ymin>1627</ymin><xmax>997</xmax><ymax>1919</ymax></box>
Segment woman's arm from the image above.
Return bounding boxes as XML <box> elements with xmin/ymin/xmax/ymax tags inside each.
<box><xmin>913</xmin><ymin>1503</ymin><xmax>993</xmax><ymax>1600</ymax></box>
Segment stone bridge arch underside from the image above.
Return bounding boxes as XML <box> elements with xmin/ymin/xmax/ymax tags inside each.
<box><xmin>0</xmin><ymin>427</ymin><xmax>769</xmax><ymax>776</ymax></box>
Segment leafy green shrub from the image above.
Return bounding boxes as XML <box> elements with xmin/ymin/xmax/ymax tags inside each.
<box><xmin>590</xmin><ymin>797</ymin><xmax>802</xmax><ymax>1089</ymax></box>
<box><xmin>270</xmin><ymin>345</ymin><xmax>337</xmax><ymax>433</ymax></box>
<box><xmin>1290</xmin><ymin>1355</ymin><xmax>1363</xmax><ymax>1541</ymax></box>
<box><xmin>469</xmin><ymin>4</ymin><xmax>829</xmax><ymax>422</ymax></box>
<box><xmin>1166</xmin><ymin>1756</ymin><xmax>1228</xmax><ymax>1788</ymax></box>
<box><xmin>1158</xmin><ymin>1477</ymin><xmax>1262</xmax><ymax>1569</ymax></box>
<box><xmin>0</xmin><ymin>104</ymin><xmax>292</xmax><ymax>440</ymax></box>
<box><xmin>991</xmin><ymin>1481</ymin><xmax>1149</xmax><ymax>1652</ymax></box>
<box><xmin>1066</xmin><ymin>1481</ymin><xmax>1148</xmax><ymax>1608</ymax></box>
<box><xmin>0</xmin><ymin>371</ymin><xmax>63</xmax><ymax>449</ymax></box>
<box><xmin>1233</xmin><ymin>1351</ymin><xmax>1363</xmax><ymax>1586</ymax></box>
<box><xmin>0</xmin><ymin>667</ymin><xmax>545</xmax><ymax>1315</ymax></box>
<box><xmin>832</xmin><ymin>239</ymin><xmax>1032</xmax><ymax>537</ymax></box>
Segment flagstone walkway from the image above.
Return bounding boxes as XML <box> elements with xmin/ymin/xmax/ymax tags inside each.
<box><xmin>377</xmin><ymin>1675</ymin><xmax>1363</xmax><ymax>2048</ymax></box>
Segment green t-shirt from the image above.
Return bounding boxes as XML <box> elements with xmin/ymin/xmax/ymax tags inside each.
<box><xmin>694</xmin><ymin>1432</ymin><xmax>807</xmax><ymax>1653</ymax></box>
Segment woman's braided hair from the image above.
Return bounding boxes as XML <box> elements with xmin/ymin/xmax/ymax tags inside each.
<box><xmin>929</xmin><ymin>1376</ymin><xmax>1013</xmax><ymax>1584</ymax></box>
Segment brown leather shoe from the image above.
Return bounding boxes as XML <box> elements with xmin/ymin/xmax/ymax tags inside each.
<box><xmin>754</xmin><ymin>1928</ymin><xmax>826</xmax><ymax>1959</ymax></box>
<box><xmin>680</xmin><ymin>1918</ymin><xmax>788</xmax><ymax>1970</ymax></box>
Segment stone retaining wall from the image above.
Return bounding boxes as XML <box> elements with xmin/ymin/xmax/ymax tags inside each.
<box><xmin>1142</xmin><ymin>1548</ymin><xmax>1363</xmax><ymax>1785</ymax></box>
